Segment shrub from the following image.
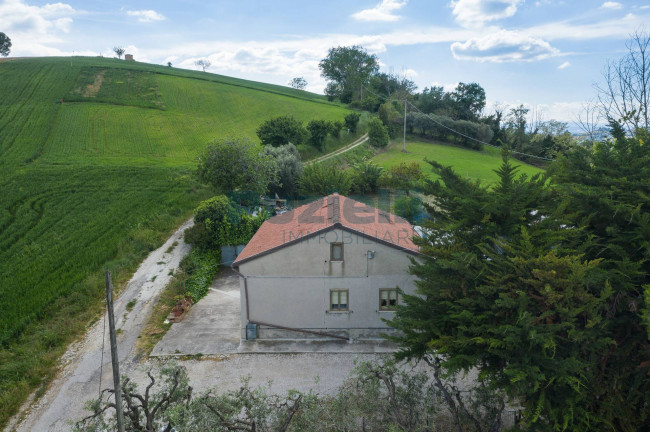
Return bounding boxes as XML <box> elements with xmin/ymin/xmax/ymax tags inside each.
<box><xmin>194</xmin><ymin>195</ymin><xmax>237</xmax><ymax>227</ymax></box>
<box><xmin>185</xmin><ymin>196</ymin><xmax>268</xmax><ymax>251</ymax></box>
<box><xmin>307</xmin><ymin>120</ymin><xmax>330</xmax><ymax>150</ymax></box>
<box><xmin>262</xmin><ymin>144</ymin><xmax>303</xmax><ymax>198</ymax></box>
<box><xmin>256</xmin><ymin>115</ymin><xmax>306</xmax><ymax>146</ymax></box>
<box><xmin>393</xmin><ymin>195</ymin><xmax>423</xmax><ymax>224</ymax></box>
<box><xmin>327</xmin><ymin>120</ymin><xmax>344</xmax><ymax>138</ymax></box>
<box><xmin>344</xmin><ymin>112</ymin><xmax>361</xmax><ymax>133</ymax></box>
<box><xmin>183</xmin><ymin>222</ymin><xmax>216</xmax><ymax>251</ymax></box>
<box><xmin>367</xmin><ymin>116</ymin><xmax>389</xmax><ymax>147</ymax></box>
<box><xmin>180</xmin><ymin>249</ymin><xmax>221</xmax><ymax>301</ymax></box>
<box><xmin>381</xmin><ymin>162</ymin><xmax>424</xmax><ymax>195</ymax></box>
<box><xmin>298</xmin><ymin>164</ymin><xmax>352</xmax><ymax>196</ymax></box>
<box><xmin>351</xmin><ymin>160</ymin><xmax>383</xmax><ymax>193</ymax></box>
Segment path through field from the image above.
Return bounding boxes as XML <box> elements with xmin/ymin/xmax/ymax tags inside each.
<box><xmin>306</xmin><ymin>132</ymin><xmax>368</xmax><ymax>165</ymax></box>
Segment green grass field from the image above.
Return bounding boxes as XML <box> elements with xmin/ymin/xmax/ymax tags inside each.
<box><xmin>0</xmin><ymin>56</ymin><xmax>351</xmax><ymax>427</ymax></box>
<box><xmin>372</xmin><ymin>138</ymin><xmax>544</xmax><ymax>185</ymax></box>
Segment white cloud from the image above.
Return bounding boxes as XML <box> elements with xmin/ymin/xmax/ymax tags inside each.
<box><xmin>600</xmin><ymin>2</ymin><xmax>623</xmax><ymax>10</ymax></box>
<box><xmin>523</xmin><ymin>13</ymin><xmax>647</xmax><ymax>40</ymax></box>
<box><xmin>450</xmin><ymin>0</ymin><xmax>523</xmax><ymax>27</ymax></box>
<box><xmin>451</xmin><ymin>30</ymin><xmax>560</xmax><ymax>62</ymax></box>
<box><xmin>431</xmin><ymin>81</ymin><xmax>459</xmax><ymax>92</ymax></box>
<box><xmin>403</xmin><ymin>68</ymin><xmax>418</xmax><ymax>78</ymax></box>
<box><xmin>486</xmin><ymin>100</ymin><xmax>587</xmax><ymax>123</ymax></box>
<box><xmin>558</xmin><ymin>61</ymin><xmax>571</xmax><ymax>69</ymax></box>
<box><xmin>126</xmin><ymin>9</ymin><xmax>166</xmax><ymax>23</ymax></box>
<box><xmin>351</xmin><ymin>0</ymin><xmax>408</xmax><ymax>22</ymax></box>
<box><xmin>0</xmin><ymin>0</ymin><xmax>76</xmax><ymax>35</ymax></box>
<box><xmin>534</xmin><ymin>101</ymin><xmax>587</xmax><ymax>124</ymax></box>
<box><xmin>0</xmin><ymin>0</ymin><xmax>77</xmax><ymax>55</ymax></box>
<box><xmin>641</xmin><ymin>6</ymin><xmax>650</xmax><ymax>10</ymax></box>
<box><xmin>352</xmin><ymin>0</ymin><xmax>407</xmax><ymax>21</ymax></box>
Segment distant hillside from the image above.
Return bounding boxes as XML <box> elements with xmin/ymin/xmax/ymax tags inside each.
<box><xmin>0</xmin><ymin>56</ymin><xmax>351</xmax><ymax>427</ymax></box>
<box><xmin>0</xmin><ymin>57</ymin><xmax>348</xmax><ymax>169</ymax></box>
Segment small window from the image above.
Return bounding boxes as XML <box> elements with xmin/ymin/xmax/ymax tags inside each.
<box><xmin>330</xmin><ymin>289</ymin><xmax>349</xmax><ymax>311</ymax></box>
<box><xmin>330</xmin><ymin>242</ymin><xmax>344</xmax><ymax>261</ymax></box>
<box><xmin>379</xmin><ymin>289</ymin><xmax>398</xmax><ymax>311</ymax></box>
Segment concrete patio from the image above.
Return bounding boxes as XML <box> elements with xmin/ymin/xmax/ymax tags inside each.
<box><xmin>150</xmin><ymin>268</ymin><xmax>398</xmax><ymax>356</ymax></box>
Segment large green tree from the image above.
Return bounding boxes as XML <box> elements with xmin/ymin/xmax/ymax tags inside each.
<box><xmin>450</xmin><ymin>82</ymin><xmax>486</xmax><ymax>121</ymax></box>
<box><xmin>548</xmin><ymin>126</ymin><xmax>650</xmax><ymax>430</ymax></box>
<box><xmin>0</xmin><ymin>32</ymin><xmax>11</xmax><ymax>57</ymax></box>
<box><xmin>196</xmin><ymin>138</ymin><xmax>277</xmax><ymax>194</ymax></box>
<box><xmin>319</xmin><ymin>45</ymin><xmax>379</xmax><ymax>103</ymax></box>
<box><xmin>388</xmin><ymin>152</ymin><xmax>650</xmax><ymax>430</ymax></box>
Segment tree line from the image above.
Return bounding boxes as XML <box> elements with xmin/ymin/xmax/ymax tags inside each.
<box><xmin>318</xmin><ymin>45</ymin><xmax>588</xmax><ymax>162</ymax></box>
<box><xmin>256</xmin><ymin>112</ymin><xmax>360</xmax><ymax>151</ymax></box>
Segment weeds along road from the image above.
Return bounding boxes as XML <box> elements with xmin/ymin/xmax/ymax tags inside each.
<box><xmin>9</xmin><ymin>220</ymin><xmax>194</xmax><ymax>432</ymax></box>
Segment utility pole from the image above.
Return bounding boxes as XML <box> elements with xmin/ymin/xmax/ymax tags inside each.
<box><xmin>402</xmin><ymin>99</ymin><xmax>407</xmax><ymax>153</ymax></box>
<box><xmin>105</xmin><ymin>271</ymin><xmax>125</xmax><ymax>432</ymax></box>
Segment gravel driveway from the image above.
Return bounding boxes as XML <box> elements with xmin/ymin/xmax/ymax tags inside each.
<box><xmin>8</xmin><ymin>222</ymin><xmax>397</xmax><ymax>431</ymax></box>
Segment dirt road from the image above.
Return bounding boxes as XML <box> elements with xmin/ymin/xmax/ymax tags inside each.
<box><xmin>305</xmin><ymin>133</ymin><xmax>369</xmax><ymax>165</ymax></box>
<box><xmin>8</xmin><ymin>220</ymin><xmax>194</xmax><ymax>432</ymax></box>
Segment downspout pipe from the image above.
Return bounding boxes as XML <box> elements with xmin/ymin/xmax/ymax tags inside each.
<box><xmin>230</xmin><ymin>264</ymin><xmax>350</xmax><ymax>341</ymax></box>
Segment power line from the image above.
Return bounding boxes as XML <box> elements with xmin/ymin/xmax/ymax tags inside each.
<box><xmin>406</xmin><ymin>101</ymin><xmax>555</xmax><ymax>162</ymax></box>
<box><xmin>360</xmin><ymin>84</ymin><xmax>555</xmax><ymax>162</ymax></box>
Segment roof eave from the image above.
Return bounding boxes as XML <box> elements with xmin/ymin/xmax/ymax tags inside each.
<box><xmin>232</xmin><ymin>222</ymin><xmax>421</xmax><ymax>267</ymax></box>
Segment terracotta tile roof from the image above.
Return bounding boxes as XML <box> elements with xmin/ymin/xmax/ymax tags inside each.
<box><xmin>233</xmin><ymin>193</ymin><xmax>419</xmax><ymax>266</ymax></box>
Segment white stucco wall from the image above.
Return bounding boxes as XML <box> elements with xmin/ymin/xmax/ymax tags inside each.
<box><xmin>236</xmin><ymin>228</ymin><xmax>420</xmax><ymax>340</ymax></box>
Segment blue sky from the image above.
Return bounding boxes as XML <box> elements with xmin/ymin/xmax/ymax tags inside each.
<box><xmin>1</xmin><ymin>0</ymin><xmax>648</xmax><ymax>124</ymax></box>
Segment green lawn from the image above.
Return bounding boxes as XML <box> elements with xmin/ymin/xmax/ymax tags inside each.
<box><xmin>372</xmin><ymin>138</ymin><xmax>544</xmax><ymax>185</ymax></box>
<box><xmin>0</xmin><ymin>56</ymin><xmax>352</xmax><ymax>427</ymax></box>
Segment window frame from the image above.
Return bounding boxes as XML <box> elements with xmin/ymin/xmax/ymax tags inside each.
<box><xmin>330</xmin><ymin>242</ymin><xmax>344</xmax><ymax>262</ymax></box>
<box><xmin>330</xmin><ymin>288</ymin><xmax>349</xmax><ymax>312</ymax></box>
<box><xmin>379</xmin><ymin>288</ymin><xmax>398</xmax><ymax>311</ymax></box>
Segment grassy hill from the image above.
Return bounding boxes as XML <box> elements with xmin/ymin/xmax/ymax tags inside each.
<box><xmin>372</xmin><ymin>139</ymin><xmax>544</xmax><ymax>185</ymax></box>
<box><xmin>0</xmin><ymin>56</ymin><xmax>351</xmax><ymax>426</ymax></box>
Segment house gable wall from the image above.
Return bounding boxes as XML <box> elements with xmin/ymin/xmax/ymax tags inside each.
<box><xmin>237</xmin><ymin>228</ymin><xmax>419</xmax><ymax>340</ymax></box>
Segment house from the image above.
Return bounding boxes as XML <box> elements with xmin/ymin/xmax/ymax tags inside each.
<box><xmin>232</xmin><ymin>193</ymin><xmax>420</xmax><ymax>341</ymax></box>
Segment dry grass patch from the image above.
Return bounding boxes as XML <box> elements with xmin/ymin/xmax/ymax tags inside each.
<box><xmin>136</xmin><ymin>271</ymin><xmax>188</xmax><ymax>357</ymax></box>
<box><xmin>81</xmin><ymin>70</ymin><xmax>105</xmax><ymax>97</ymax></box>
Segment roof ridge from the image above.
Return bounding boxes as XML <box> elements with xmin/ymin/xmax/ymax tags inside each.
<box><xmin>328</xmin><ymin>194</ymin><xmax>341</xmax><ymax>224</ymax></box>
